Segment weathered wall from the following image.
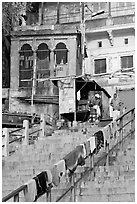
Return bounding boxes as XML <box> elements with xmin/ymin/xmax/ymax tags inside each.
<box><xmin>59</xmin><ymin>78</ymin><xmax>75</xmax><ymax>114</ymax></box>
<box><xmin>42</xmin><ymin>2</ymin><xmax>135</xmax><ymax>25</ymax></box>
<box><xmin>10</xmin><ymin>33</ymin><xmax>81</xmax><ymax>116</ymax></box>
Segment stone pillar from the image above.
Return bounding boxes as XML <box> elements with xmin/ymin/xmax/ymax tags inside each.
<box><xmin>39</xmin><ymin>113</ymin><xmax>45</xmax><ymax>138</ymax></box>
<box><xmin>50</xmin><ymin>50</ymin><xmax>55</xmax><ymax>78</ymax></box>
<box><xmin>31</xmin><ymin>51</ymin><xmax>37</xmax><ymax>113</ymax></box>
<box><xmin>2</xmin><ymin>128</ymin><xmax>9</xmax><ymax>157</ymax></box>
<box><xmin>23</xmin><ymin>120</ymin><xmax>29</xmax><ymax>145</ymax></box>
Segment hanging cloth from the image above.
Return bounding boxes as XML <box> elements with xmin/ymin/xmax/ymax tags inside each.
<box><xmin>84</xmin><ymin>140</ymin><xmax>91</xmax><ymax>157</ymax></box>
<box><xmin>63</xmin><ymin>145</ymin><xmax>85</xmax><ymax>174</ymax></box>
<box><xmin>87</xmin><ymin>136</ymin><xmax>96</xmax><ymax>154</ymax></box>
<box><xmin>80</xmin><ymin>143</ymin><xmax>87</xmax><ymax>158</ymax></box>
<box><xmin>24</xmin><ymin>179</ymin><xmax>37</xmax><ymax>202</ymax></box>
<box><xmin>94</xmin><ymin>130</ymin><xmax>104</xmax><ymax>153</ymax></box>
<box><xmin>33</xmin><ymin>171</ymin><xmax>49</xmax><ymax>201</ymax></box>
<box><xmin>45</xmin><ymin>169</ymin><xmax>53</xmax><ymax>187</ymax></box>
<box><xmin>51</xmin><ymin>159</ymin><xmax>66</xmax><ymax>187</ymax></box>
<box><xmin>111</xmin><ymin>120</ymin><xmax>118</xmax><ymax>139</ymax></box>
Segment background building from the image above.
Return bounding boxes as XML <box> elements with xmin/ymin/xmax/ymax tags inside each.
<box><xmin>2</xmin><ymin>2</ymin><xmax>135</xmax><ymax>122</ymax></box>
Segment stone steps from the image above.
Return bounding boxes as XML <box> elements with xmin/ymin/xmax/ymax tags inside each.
<box><xmin>2</xmin><ymin>128</ymin><xmax>88</xmax><ymax>198</ymax></box>
<box><xmin>76</xmin><ymin>192</ymin><xmax>135</xmax><ymax>202</ymax></box>
<box><xmin>77</xmin><ymin>134</ymin><xmax>135</xmax><ymax>202</ymax></box>
<box><xmin>2</xmin><ymin>124</ymin><xmax>135</xmax><ymax>202</ymax></box>
<box><xmin>78</xmin><ymin>185</ymin><xmax>135</xmax><ymax>196</ymax></box>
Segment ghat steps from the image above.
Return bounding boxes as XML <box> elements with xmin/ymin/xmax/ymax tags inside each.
<box><xmin>2</xmin><ymin>124</ymin><xmax>135</xmax><ymax>202</ymax></box>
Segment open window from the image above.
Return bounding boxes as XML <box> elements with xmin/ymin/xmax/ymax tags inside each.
<box><xmin>36</xmin><ymin>43</ymin><xmax>50</xmax><ymax>79</ymax></box>
<box><xmin>19</xmin><ymin>44</ymin><xmax>33</xmax><ymax>87</ymax></box>
<box><xmin>54</xmin><ymin>42</ymin><xmax>68</xmax><ymax>65</ymax></box>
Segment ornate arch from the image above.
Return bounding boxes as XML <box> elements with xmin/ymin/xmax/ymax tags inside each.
<box><xmin>54</xmin><ymin>42</ymin><xmax>68</xmax><ymax>65</ymax></box>
<box><xmin>36</xmin><ymin>43</ymin><xmax>50</xmax><ymax>79</ymax></box>
<box><xmin>19</xmin><ymin>43</ymin><xmax>33</xmax><ymax>87</ymax></box>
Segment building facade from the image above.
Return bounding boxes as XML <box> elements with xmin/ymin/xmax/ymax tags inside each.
<box><xmin>2</xmin><ymin>2</ymin><xmax>135</xmax><ymax>121</ymax></box>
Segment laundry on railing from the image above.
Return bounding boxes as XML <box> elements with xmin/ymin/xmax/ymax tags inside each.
<box><xmin>102</xmin><ymin>125</ymin><xmax>110</xmax><ymax>148</ymax></box>
<box><xmin>94</xmin><ymin>130</ymin><xmax>104</xmax><ymax>153</ymax></box>
<box><xmin>24</xmin><ymin>179</ymin><xmax>37</xmax><ymax>202</ymax></box>
<box><xmin>79</xmin><ymin>143</ymin><xmax>87</xmax><ymax>158</ymax></box>
<box><xmin>63</xmin><ymin>145</ymin><xmax>85</xmax><ymax>175</ymax></box>
<box><xmin>108</xmin><ymin>122</ymin><xmax>113</xmax><ymax>139</ymax></box>
<box><xmin>111</xmin><ymin>120</ymin><xmax>118</xmax><ymax>138</ymax></box>
<box><xmin>33</xmin><ymin>171</ymin><xmax>52</xmax><ymax>201</ymax></box>
<box><xmin>2</xmin><ymin>108</ymin><xmax>135</xmax><ymax>202</ymax></box>
<box><xmin>83</xmin><ymin>140</ymin><xmax>91</xmax><ymax>157</ymax></box>
<box><xmin>51</xmin><ymin>159</ymin><xmax>66</xmax><ymax>187</ymax></box>
<box><xmin>87</xmin><ymin>136</ymin><xmax>96</xmax><ymax>153</ymax></box>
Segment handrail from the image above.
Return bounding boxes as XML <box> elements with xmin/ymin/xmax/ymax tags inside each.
<box><xmin>56</xmin><ymin>127</ymin><xmax>135</xmax><ymax>202</ymax></box>
<box><xmin>56</xmin><ymin>107</ymin><xmax>135</xmax><ymax>202</ymax></box>
<box><xmin>2</xmin><ymin>119</ymin><xmax>42</xmax><ymax>155</ymax></box>
<box><xmin>2</xmin><ymin>185</ymin><xmax>27</xmax><ymax>202</ymax></box>
<box><xmin>29</xmin><ymin>128</ymin><xmax>42</xmax><ymax>136</ymax></box>
<box><xmin>9</xmin><ymin>127</ymin><xmax>25</xmax><ymax>135</ymax></box>
<box><xmin>9</xmin><ymin>136</ymin><xmax>25</xmax><ymax>144</ymax></box>
<box><xmin>2</xmin><ymin>107</ymin><xmax>135</xmax><ymax>202</ymax></box>
<box><xmin>9</xmin><ymin>134</ymin><xmax>22</xmax><ymax>137</ymax></box>
<box><xmin>116</xmin><ymin>107</ymin><xmax>134</xmax><ymax>122</ymax></box>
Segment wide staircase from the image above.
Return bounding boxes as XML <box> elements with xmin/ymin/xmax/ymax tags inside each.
<box><xmin>2</xmin><ymin>129</ymin><xmax>88</xmax><ymax>200</ymax></box>
<box><xmin>76</xmin><ymin>133</ymin><xmax>135</xmax><ymax>202</ymax></box>
<box><xmin>2</xmin><ymin>108</ymin><xmax>135</xmax><ymax>202</ymax></box>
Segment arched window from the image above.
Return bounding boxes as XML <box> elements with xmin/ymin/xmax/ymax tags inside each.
<box><xmin>36</xmin><ymin>43</ymin><xmax>50</xmax><ymax>78</ymax></box>
<box><xmin>54</xmin><ymin>43</ymin><xmax>68</xmax><ymax>65</ymax></box>
<box><xmin>19</xmin><ymin>44</ymin><xmax>33</xmax><ymax>87</ymax></box>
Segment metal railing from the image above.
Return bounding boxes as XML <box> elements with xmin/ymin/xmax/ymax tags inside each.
<box><xmin>2</xmin><ymin>107</ymin><xmax>135</xmax><ymax>202</ymax></box>
<box><xmin>2</xmin><ymin>115</ymin><xmax>44</xmax><ymax>157</ymax></box>
<box><xmin>55</xmin><ymin>107</ymin><xmax>135</xmax><ymax>202</ymax></box>
<box><xmin>2</xmin><ymin>112</ymin><xmax>57</xmax><ymax>157</ymax></box>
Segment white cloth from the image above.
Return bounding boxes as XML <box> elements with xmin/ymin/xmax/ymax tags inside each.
<box><xmin>77</xmin><ymin>90</ymin><xmax>80</xmax><ymax>101</ymax></box>
<box><xmin>113</xmin><ymin>110</ymin><xmax>120</xmax><ymax>120</ymax></box>
<box><xmin>102</xmin><ymin>125</ymin><xmax>110</xmax><ymax>147</ymax></box>
<box><xmin>24</xmin><ymin>179</ymin><xmax>37</xmax><ymax>202</ymax></box>
<box><xmin>46</xmin><ymin>169</ymin><xmax>53</xmax><ymax>186</ymax></box>
<box><xmin>93</xmin><ymin>105</ymin><xmax>101</xmax><ymax>117</ymax></box>
<box><xmin>87</xmin><ymin>137</ymin><xmax>96</xmax><ymax>153</ymax></box>
<box><xmin>111</xmin><ymin>120</ymin><xmax>117</xmax><ymax>136</ymax></box>
<box><xmin>109</xmin><ymin>122</ymin><xmax>113</xmax><ymax>138</ymax></box>
<box><xmin>51</xmin><ymin>159</ymin><xmax>66</xmax><ymax>186</ymax></box>
<box><xmin>111</xmin><ymin>120</ymin><xmax>119</xmax><ymax>141</ymax></box>
<box><xmin>110</xmin><ymin>105</ymin><xmax>113</xmax><ymax>118</ymax></box>
<box><xmin>56</xmin><ymin>159</ymin><xmax>66</xmax><ymax>177</ymax></box>
<box><xmin>80</xmin><ymin>143</ymin><xmax>86</xmax><ymax>158</ymax></box>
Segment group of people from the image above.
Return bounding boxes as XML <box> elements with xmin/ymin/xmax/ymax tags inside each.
<box><xmin>88</xmin><ymin>91</ymin><xmax>123</xmax><ymax>122</ymax></box>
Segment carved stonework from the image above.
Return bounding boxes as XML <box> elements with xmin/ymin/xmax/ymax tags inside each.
<box><xmin>107</xmin><ymin>30</ymin><xmax>113</xmax><ymax>46</ymax></box>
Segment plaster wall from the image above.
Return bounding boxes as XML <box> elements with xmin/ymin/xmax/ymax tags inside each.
<box><xmin>86</xmin><ymin>29</ymin><xmax>135</xmax><ymax>75</ymax></box>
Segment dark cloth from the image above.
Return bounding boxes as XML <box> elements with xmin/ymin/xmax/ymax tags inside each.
<box><xmin>33</xmin><ymin>171</ymin><xmax>49</xmax><ymax>200</ymax></box>
<box><xmin>63</xmin><ymin>145</ymin><xmax>85</xmax><ymax>175</ymax></box>
<box><xmin>94</xmin><ymin>130</ymin><xmax>104</xmax><ymax>154</ymax></box>
<box><xmin>77</xmin><ymin>154</ymin><xmax>85</xmax><ymax>166</ymax></box>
